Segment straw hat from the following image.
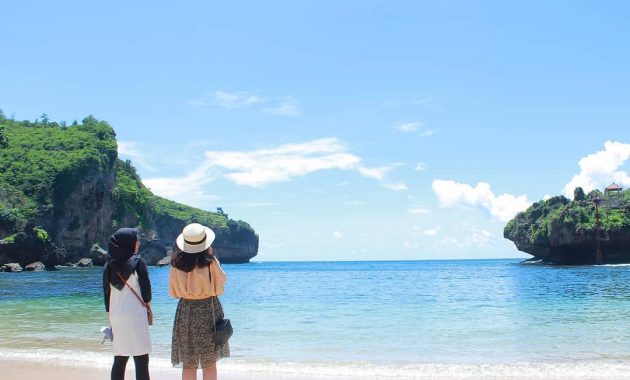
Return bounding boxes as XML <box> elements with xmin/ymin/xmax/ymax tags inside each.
<box><xmin>176</xmin><ymin>223</ymin><xmax>215</xmax><ymax>254</ymax></box>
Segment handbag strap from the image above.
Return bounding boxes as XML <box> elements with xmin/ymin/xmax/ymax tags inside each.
<box><xmin>116</xmin><ymin>272</ymin><xmax>151</xmax><ymax>312</ymax></box>
<box><xmin>208</xmin><ymin>262</ymin><xmax>217</xmax><ymax>332</ymax></box>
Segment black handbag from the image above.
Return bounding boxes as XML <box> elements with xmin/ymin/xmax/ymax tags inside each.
<box><xmin>212</xmin><ymin>308</ymin><xmax>233</xmax><ymax>346</ymax></box>
<box><xmin>209</xmin><ymin>263</ymin><xmax>233</xmax><ymax>346</ymax></box>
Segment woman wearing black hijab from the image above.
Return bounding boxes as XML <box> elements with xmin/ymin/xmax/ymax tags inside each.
<box><xmin>103</xmin><ymin>228</ymin><xmax>152</xmax><ymax>380</ymax></box>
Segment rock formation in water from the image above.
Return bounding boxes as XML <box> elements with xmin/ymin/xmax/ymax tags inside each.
<box><xmin>504</xmin><ymin>187</ymin><xmax>630</xmax><ymax>264</ymax></box>
<box><xmin>0</xmin><ymin>113</ymin><xmax>258</xmax><ymax>269</ymax></box>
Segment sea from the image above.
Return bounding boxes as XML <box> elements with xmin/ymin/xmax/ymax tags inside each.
<box><xmin>1</xmin><ymin>259</ymin><xmax>630</xmax><ymax>379</ymax></box>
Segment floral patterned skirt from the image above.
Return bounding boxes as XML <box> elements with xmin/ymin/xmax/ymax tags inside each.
<box><xmin>171</xmin><ymin>297</ymin><xmax>230</xmax><ymax>369</ymax></box>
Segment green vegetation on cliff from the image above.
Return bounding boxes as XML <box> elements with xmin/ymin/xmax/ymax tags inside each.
<box><xmin>0</xmin><ymin>112</ymin><xmax>253</xmax><ymax>250</ymax></box>
<box><xmin>504</xmin><ymin>187</ymin><xmax>630</xmax><ymax>264</ymax></box>
<box><xmin>0</xmin><ymin>114</ymin><xmax>117</xmax><ymax>233</ymax></box>
<box><xmin>113</xmin><ymin>158</ymin><xmax>231</xmax><ymax>230</ymax></box>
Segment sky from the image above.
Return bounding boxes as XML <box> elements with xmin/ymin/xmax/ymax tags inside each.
<box><xmin>1</xmin><ymin>1</ymin><xmax>629</xmax><ymax>261</ymax></box>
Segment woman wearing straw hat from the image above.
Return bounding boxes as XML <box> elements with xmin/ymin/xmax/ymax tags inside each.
<box><xmin>103</xmin><ymin>228</ymin><xmax>152</xmax><ymax>380</ymax></box>
<box><xmin>169</xmin><ymin>223</ymin><xmax>229</xmax><ymax>380</ymax></box>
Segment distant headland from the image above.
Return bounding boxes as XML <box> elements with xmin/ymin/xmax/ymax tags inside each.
<box><xmin>0</xmin><ymin>112</ymin><xmax>258</xmax><ymax>272</ymax></box>
<box><xmin>504</xmin><ymin>184</ymin><xmax>630</xmax><ymax>265</ymax></box>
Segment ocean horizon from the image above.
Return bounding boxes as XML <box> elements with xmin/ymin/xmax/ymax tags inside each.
<box><xmin>2</xmin><ymin>258</ymin><xmax>630</xmax><ymax>378</ymax></box>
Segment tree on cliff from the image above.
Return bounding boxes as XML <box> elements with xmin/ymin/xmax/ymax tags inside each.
<box><xmin>504</xmin><ymin>187</ymin><xmax>630</xmax><ymax>264</ymax></box>
<box><xmin>0</xmin><ymin>126</ymin><xmax>8</xmax><ymax>149</ymax></box>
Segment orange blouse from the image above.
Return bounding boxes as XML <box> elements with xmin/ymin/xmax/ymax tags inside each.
<box><xmin>169</xmin><ymin>259</ymin><xmax>227</xmax><ymax>299</ymax></box>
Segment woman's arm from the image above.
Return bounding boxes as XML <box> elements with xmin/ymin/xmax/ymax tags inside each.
<box><xmin>136</xmin><ymin>259</ymin><xmax>152</xmax><ymax>304</ymax></box>
<box><xmin>103</xmin><ymin>264</ymin><xmax>111</xmax><ymax>312</ymax></box>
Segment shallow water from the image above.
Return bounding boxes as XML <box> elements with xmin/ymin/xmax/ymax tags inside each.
<box><xmin>1</xmin><ymin>259</ymin><xmax>630</xmax><ymax>377</ymax></box>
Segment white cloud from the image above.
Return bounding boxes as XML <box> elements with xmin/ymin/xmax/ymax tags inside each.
<box><xmin>143</xmin><ymin>163</ymin><xmax>220</xmax><ymax>208</ymax></box>
<box><xmin>189</xmin><ymin>90</ymin><xmax>264</xmax><ymax>108</ymax></box>
<box><xmin>118</xmin><ymin>141</ymin><xmax>141</xmax><ymax>158</ymax></box>
<box><xmin>424</xmin><ymin>227</ymin><xmax>440</xmax><ymax>236</ymax></box>
<box><xmin>206</xmin><ymin>138</ymin><xmax>363</xmax><ymax>187</ymax></box>
<box><xmin>117</xmin><ymin>141</ymin><xmax>157</xmax><ymax>172</ymax></box>
<box><xmin>190</xmin><ymin>90</ymin><xmax>302</xmax><ymax>117</ymax></box>
<box><xmin>418</xmin><ymin>128</ymin><xmax>438</xmax><ymax>137</ymax></box>
<box><xmin>383</xmin><ymin>182</ymin><xmax>408</xmax><ymax>191</ymax></box>
<box><xmin>263</xmin><ymin>96</ymin><xmax>301</xmax><ymax>117</ymax></box>
<box><xmin>396</xmin><ymin>122</ymin><xmax>421</xmax><ymax>132</ymax></box>
<box><xmin>563</xmin><ymin>141</ymin><xmax>630</xmax><ymax>197</ymax></box>
<box><xmin>408</xmin><ymin>207</ymin><xmax>430</xmax><ymax>215</ymax></box>
<box><xmin>441</xmin><ymin>229</ymin><xmax>493</xmax><ymax>248</ymax></box>
<box><xmin>395</xmin><ymin>122</ymin><xmax>436</xmax><ymax>137</ymax></box>
<box><xmin>415</xmin><ymin>162</ymin><xmax>428</xmax><ymax>172</ymax></box>
<box><xmin>432</xmin><ymin>180</ymin><xmax>531</xmax><ymax>222</ymax></box>
<box><xmin>358</xmin><ymin>163</ymin><xmax>403</xmax><ymax>180</ymax></box>
<box><xmin>149</xmin><ymin>138</ymin><xmax>402</xmax><ymax>190</ymax></box>
<box><xmin>333</xmin><ymin>230</ymin><xmax>343</xmax><ymax>239</ymax></box>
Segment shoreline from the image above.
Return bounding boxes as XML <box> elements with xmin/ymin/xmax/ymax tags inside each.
<box><xmin>4</xmin><ymin>358</ymin><xmax>630</xmax><ymax>380</ymax></box>
<box><xmin>3</xmin><ymin>349</ymin><xmax>630</xmax><ymax>380</ymax></box>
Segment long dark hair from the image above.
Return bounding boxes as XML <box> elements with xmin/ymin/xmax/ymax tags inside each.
<box><xmin>171</xmin><ymin>245</ymin><xmax>214</xmax><ymax>273</ymax></box>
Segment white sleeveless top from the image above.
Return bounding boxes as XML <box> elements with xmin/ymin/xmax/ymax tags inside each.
<box><xmin>109</xmin><ymin>272</ymin><xmax>151</xmax><ymax>356</ymax></box>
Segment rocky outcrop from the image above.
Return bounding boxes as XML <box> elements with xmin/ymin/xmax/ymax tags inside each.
<box><xmin>0</xmin><ymin>263</ymin><xmax>23</xmax><ymax>272</ymax></box>
<box><xmin>75</xmin><ymin>258</ymin><xmax>93</xmax><ymax>267</ymax></box>
<box><xmin>0</xmin><ymin>228</ymin><xmax>64</xmax><ymax>269</ymax></box>
<box><xmin>504</xmin><ymin>188</ymin><xmax>630</xmax><ymax>264</ymax></box>
<box><xmin>0</xmin><ymin>117</ymin><xmax>258</xmax><ymax>271</ymax></box>
<box><xmin>138</xmin><ymin>238</ymin><xmax>168</xmax><ymax>266</ymax></box>
<box><xmin>156</xmin><ymin>256</ymin><xmax>171</xmax><ymax>267</ymax></box>
<box><xmin>25</xmin><ymin>261</ymin><xmax>46</xmax><ymax>271</ymax></box>
<box><xmin>44</xmin><ymin>170</ymin><xmax>115</xmax><ymax>264</ymax></box>
<box><xmin>87</xmin><ymin>244</ymin><xmax>108</xmax><ymax>266</ymax></box>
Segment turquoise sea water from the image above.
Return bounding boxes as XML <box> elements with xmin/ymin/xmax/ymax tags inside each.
<box><xmin>1</xmin><ymin>259</ymin><xmax>630</xmax><ymax>378</ymax></box>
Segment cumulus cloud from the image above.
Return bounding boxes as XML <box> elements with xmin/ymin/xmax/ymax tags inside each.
<box><xmin>432</xmin><ymin>180</ymin><xmax>531</xmax><ymax>222</ymax></box>
<box><xmin>563</xmin><ymin>141</ymin><xmax>630</xmax><ymax>197</ymax></box>
<box><xmin>333</xmin><ymin>230</ymin><xmax>343</xmax><ymax>239</ymax></box>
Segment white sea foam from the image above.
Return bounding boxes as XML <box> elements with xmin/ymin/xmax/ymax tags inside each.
<box><xmin>2</xmin><ymin>348</ymin><xmax>630</xmax><ymax>379</ymax></box>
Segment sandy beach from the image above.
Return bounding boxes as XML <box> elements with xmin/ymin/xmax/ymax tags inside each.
<box><xmin>1</xmin><ymin>359</ymin><xmax>304</xmax><ymax>380</ymax></box>
<box><xmin>5</xmin><ymin>358</ymin><xmax>630</xmax><ymax>380</ymax></box>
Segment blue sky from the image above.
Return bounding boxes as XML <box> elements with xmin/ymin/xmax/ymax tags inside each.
<box><xmin>1</xmin><ymin>1</ymin><xmax>629</xmax><ymax>261</ymax></box>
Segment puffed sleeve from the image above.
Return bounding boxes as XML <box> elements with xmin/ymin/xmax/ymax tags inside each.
<box><xmin>211</xmin><ymin>257</ymin><xmax>227</xmax><ymax>296</ymax></box>
<box><xmin>169</xmin><ymin>267</ymin><xmax>180</xmax><ymax>298</ymax></box>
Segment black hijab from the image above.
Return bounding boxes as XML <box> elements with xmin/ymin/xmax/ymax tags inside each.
<box><xmin>105</xmin><ymin>228</ymin><xmax>141</xmax><ymax>290</ymax></box>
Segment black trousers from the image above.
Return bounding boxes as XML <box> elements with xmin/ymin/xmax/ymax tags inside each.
<box><xmin>111</xmin><ymin>354</ymin><xmax>150</xmax><ymax>380</ymax></box>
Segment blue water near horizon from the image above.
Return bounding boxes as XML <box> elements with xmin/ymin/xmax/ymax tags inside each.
<box><xmin>1</xmin><ymin>259</ymin><xmax>630</xmax><ymax>377</ymax></box>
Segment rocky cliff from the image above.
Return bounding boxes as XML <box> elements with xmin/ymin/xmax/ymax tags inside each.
<box><xmin>504</xmin><ymin>187</ymin><xmax>630</xmax><ymax>264</ymax></box>
<box><xmin>0</xmin><ymin>114</ymin><xmax>258</xmax><ymax>269</ymax></box>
